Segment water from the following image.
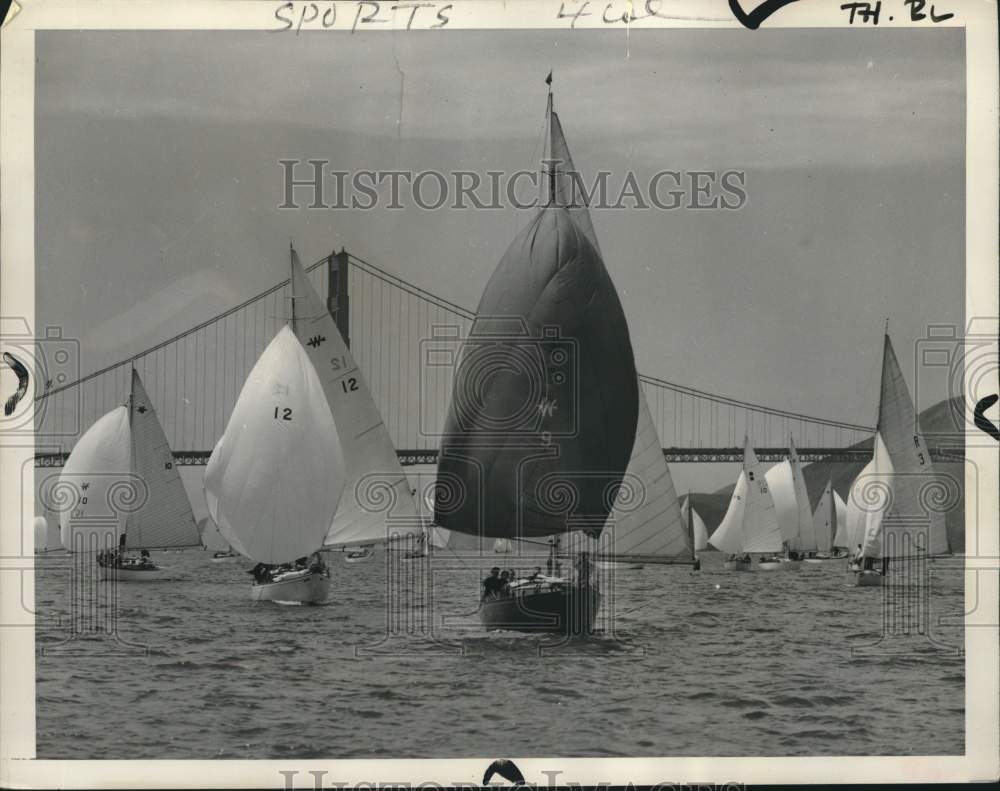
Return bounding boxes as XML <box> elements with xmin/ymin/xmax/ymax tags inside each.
<box><xmin>35</xmin><ymin>551</ymin><xmax>965</xmax><ymax>758</ymax></box>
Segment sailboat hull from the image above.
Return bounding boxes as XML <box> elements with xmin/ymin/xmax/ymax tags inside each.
<box><xmin>344</xmin><ymin>551</ymin><xmax>374</xmax><ymax>563</ymax></box>
<box><xmin>779</xmin><ymin>559</ymin><xmax>802</xmax><ymax>571</ymax></box>
<box><xmin>756</xmin><ymin>561</ymin><xmax>782</xmax><ymax>571</ymax></box>
<box><xmin>210</xmin><ymin>553</ymin><xmax>239</xmax><ymax>564</ymax></box>
<box><xmin>850</xmin><ymin>570</ymin><xmax>884</xmax><ymax>587</ymax></box>
<box><xmin>250</xmin><ymin>569</ymin><xmax>330</xmax><ymax>603</ymax></box>
<box><xmin>99</xmin><ymin>564</ymin><xmax>168</xmax><ymax>582</ymax></box>
<box><xmin>723</xmin><ymin>558</ymin><xmax>752</xmax><ymax>572</ymax></box>
<box><xmin>479</xmin><ymin>583</ymin><xmax>600</xmax><ymax>635</ymax></box>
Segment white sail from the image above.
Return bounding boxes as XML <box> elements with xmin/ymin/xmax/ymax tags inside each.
<box><xmin>493</xmin><ymin>538</ymin><xmax>513</xmax><ymax>553</ymax></box>
<box><xmin>742</xmin><ymin>441</ymin><xmax>784</xmax><ymax>553</ymax></box>
<box><xmin>124</xmin><ymin>370</ymin><xmax>201</xmax><ymax>550</ymax></box>
<box><xmin>604</xmin><ymin>390</ymin><xmax>690</xmax><ymax>561</ymax></box>
<box><xmin>766</xmin><ymin>460</ymin><xmax>797</xmax><ymax>545</ymax></box>
<box><xmin>833</xmin><ymin>490</ymin><xmax>848</xmax><ymax>548</ymax></box>
<box><xmin>550</xmin><ymin>103</ymin><xmax>600</xmax><ymax>255</ymax></box>
<box><xmin>289</xmin><ymin>250</ymin><xmax>422</xmax><ymax>549</ymax></box>
<box><xmin>204</xmin><ymin>437</ymin><xmax>224</xmax><ymax>528</ymax></box>
<box><xmin>197</xmin><ymin>516</ymin><xmax>230</xmax><ymax>553</ymax></box>
<box><xmin>876</xmin><ymin>333</ymin><xmax>949</xmax><ymax>556</ymax></box>
<box><xmin>845</xmin><ymin>454</ymin><xmax>875</xmax><ymax>555</ymax></box>
<box><xmin>59</xmin><ymin>406</ymin><xmax>132</xmax><ymax>552</ymax></box>
<box><xmin>812</xmin><ymin>479</ymin><xmax>834</xmax><ymax>554</ymax></box>
<box><xmin>209</xmin><ymin>325</ymin><xmax>347</xmax><ymax>563</ymax></box>
<box><xmin>681</xmin><ymin>497</ymin><xmax>708</xmax><ymax>551</ymax></box>
<box><xmin>709</xmin><ymin>471</ymin><xmax>748</xmax><ymax>555</ymax></box>
<box><xmin>428</xmin><ymin>525</ymin><xmax>451</xmax><ymax>549</ymax></box>
<box><xmin>765</xmin><ymin>436</ymin><xmax>815</xmax><ymax>551</ymax></box>
<box><xmin>860</xmin><ymin>432</ymin><xmax>895</xmax><ymax>559</ymax></box>
<box><xmin>34</xmin><ymin>515</ymin><xmax>63</xmax><ymax>553</ymax></box>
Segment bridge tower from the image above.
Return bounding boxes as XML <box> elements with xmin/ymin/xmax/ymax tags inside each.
<box><xmin>328</xmin><ymin>249</ymin><xmax>350</xmax><ymax>346</ymax></box>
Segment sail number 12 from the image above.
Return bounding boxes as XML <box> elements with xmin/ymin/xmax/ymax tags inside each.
<box><xmin>274</xmin><ymin>407</ymin><xmax>293</xmax><ymax>421</ymax></box>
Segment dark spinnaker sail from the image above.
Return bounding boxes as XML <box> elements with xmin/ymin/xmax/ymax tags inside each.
<box><xmin>435</xmin><ymin>206</ymin><xmax>639</xmax><ymax>540</ymax></box>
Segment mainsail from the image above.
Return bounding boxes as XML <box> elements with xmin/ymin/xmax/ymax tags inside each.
<box><xmin>681</xmin><ymin>496</ymin><xmax>708</xmax><ymax>552</ymax></box>
<box><xmin>765</xmin><ymin>436</ymin><xmax>816</xmax><ymax>552</ymax></box>
<box><xmin>709</xmin><ymin>439</ymin><xmax>783</xmax><ymax>554</ymax></box>
<box><xmin>435</xmin><ymin>94</ymin><xmax>639</xmax><ymax>540</ymax></box>
<box><xmin>875</xmin><ymin>332</ymin><xmax>949</xmax><ymax>556</ymax></box>
<box><xmin>207</xmin><ymin>326</ymin><xmax>347</xmax><ymax>563</ymax></box>
<box><xmin>124</xmin><ymin>370</ymin><xmax>201</xmax><ymax>550</ymax></box>
<box><xmin>289</xmin><ymin>249</ymin><xmax>423</xmax><ymax>549</ymax></box>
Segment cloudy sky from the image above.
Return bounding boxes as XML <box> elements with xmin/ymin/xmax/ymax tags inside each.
<box><xmin>35</xmin><ymin>28</ymin><xmax>965</xmax><ymax>490</ymax></box>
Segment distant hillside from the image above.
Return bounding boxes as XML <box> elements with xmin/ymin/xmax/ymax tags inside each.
<box><xmin>688</xmin><ymin>396</ymin><xmax>966</xmax><ymax>552</ymax></box>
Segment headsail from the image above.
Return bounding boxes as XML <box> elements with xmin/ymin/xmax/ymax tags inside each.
<box><xmin>208</xmin><ymin>326</ymin><xmax>347</xmax><ymax>563</ymax></box>
<box><xmin>860</xmin><ymin>432</ymin><xmax>894</xmax><ymax>559</ymax></box>
<box><xmin>602</xmin><ymin>391</ymin><xmax>691</xmax><ymax>562</ymax></box>
<box><xmin>765</xmin><ymin>436</ymin><xmax>816</xmax><ymax>551</ymax></box>
<box><xmin>845</xmin><ymin>451</ymin><xmax>876</xmax><ymax>554</ymax></box>
<box><xmin>812</xmin><ymin>478</ymin><xmax>834</xmax><ymax>554</ymax></box>
<box><xmin>58</xmin><ymin>406</ymin><xmax>132</xmax><ymax>552</ymax></box>
<box><xmin>289</xmin><ymin>249</ymin><xmax>422</xmax><ymax>548</ymax></box>
<box><xmin>124</xmin><ymin>370</ymin><xmax>201</xmax><ymax>550</ymax></box>
<box><xmin>833</xmin><ymin>490</ymin><xmax>848</xmax><ymax>549</ymax></box>
<box><xmin>681</xmin><ymin>496</ymin><xmax>708</xmax><ymax>552</ymax></box>
<box><xmin>876</xmin><ymin>333</ymin><xmax>949</xmax><ymax>556</ymax></box>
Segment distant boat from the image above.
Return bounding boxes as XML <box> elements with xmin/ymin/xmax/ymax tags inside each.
<box><xmin>806</xmin><ymin>479</ymin><xmax>835</xmax><ymax>563</ymax></box>
<box><xmin>196</xmin><ymin>514</ymin><xmax>239</xmax><ymax>562</ymax></box>
<box><xmin>435</xmin><ymin>79</ymin><xmax>637</xmax><ymax>633</ymax></box>
<box><xmin>765</xmin><ymin>434</ymin><xmax>815</xmax><ymax>570</ymax></box>
<box><xmin>709</xmin><ymin>436</ymin><xmax>784</xmax><ymax>572</ymax></box>
<box><xmin>342</xmin><ymin>546</ymin><xmax>374</xmax><ymax>563</ymax></box>
<box><xmin>205</xmin><ymin>318</ymin><xmax>347</xmax><ymax>603</ymax></box>
<box><xmin>493</xmin><ymin>538</ymin><xmax>513</xmax><ymax>554</ymax></box>
<box><xmin>846</xmin><ymin>329</ymin><xmax>951</xmax><ymax>587</ymax></box>
<box><xmin>681</xmin><ymin>495</ymin><xmax>707</xmax><ymax>570</ymax></box>
<box><xmin>832</xmin><ymin>490</ymin><xmax>849</xmax><ymax>556</ymax></box>
<box><xmin>59</xmin><ymin>369</ymin><xmax>202</xmax><ymax>581</ymax></box>
<box><xmin>33</xmin><ymin>515</ymin><xmax>64</xmax><ymax>555</ymax></box>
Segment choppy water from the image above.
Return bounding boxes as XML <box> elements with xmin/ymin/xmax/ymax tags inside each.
<box><xmin>36</xmin><ymin>550</ymin><xmax>964</xmax><ymax>758</ymax></box>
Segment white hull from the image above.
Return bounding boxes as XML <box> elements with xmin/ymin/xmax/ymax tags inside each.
<box><xmin>99</xmin><ymin>564</ymin><xmax>169</xmax><ymax>582</ymax></box>
<box><xmin>210</xmin><ymin>553</ymin><xmax>239</xmax><ymax>564</ymax></box>
<box><xmin>723</xmin><ymin>559</ymin><xmax>752</xmax><ymax>572</ymax></box>
<box><xmin>344</xmin><ymin>552</ymin><xmax>374</xmax><ymax>563</ymax></box>
<box><xmin>756</xmin><ymin>561</ymin><xmax>782</xmax><ymax>571</ymax></box>
<box><xmin>250</xmin><ymin>569</ymin><xmax>330</xmax><ymax>603</ymax></box>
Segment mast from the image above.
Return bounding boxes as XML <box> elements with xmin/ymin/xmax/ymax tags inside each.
<box><xmin>289</xmin><ymin>241</ymin><xmax>298</xmax><ymax>333</ymax></box>
<box><xmin>545</xmin><ymin>72</ymin><xmax>557</xmax><ymax>206</ymax></box>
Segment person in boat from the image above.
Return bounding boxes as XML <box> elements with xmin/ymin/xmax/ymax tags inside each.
<box><xmin>499</xmin><ymin>570</ymin><xmax>511</xmax><ymax>595</ymax></box>
<box><xmin>482</xmin><ymin>567</ymin><xmax>502</xmax><ymax>600</ymax></box>
<box><xmin>248</xmin><ymin>562</ymin><xmax>271</xmax><ymax>584</ymax></box>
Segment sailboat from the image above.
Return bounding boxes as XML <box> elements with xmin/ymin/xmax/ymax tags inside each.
<box><xmin>806</xmin><ymin>478</ymin><xmax>837</xmax><ymax>563</ymax></box>
<box><xmin>197</xmin><ymin>515</ymin><xmax>239</xmax><ymax>562</ymax></box>
<box><xmin>33</xmin><ymin>515</ymin><xmax>65</xmax><ymax>555</ymax></box>
<box><xmin>435</xmin><ymin>79</ymin><xmax>639</xmax><ymax>633</ymax></box>
<box><xmin>765</xmin><ymin>435</ymin><xmax>815</xmax><ymax>570</ymax></box>
<box><xmin>845</xmin><ymin>329</ymin><xmax>950</xmax><ymax>586</ymax></box>
<box><xmin>493</xmin><ymin>538</ymin><xmax>513</xmax><ymax>555</ymax></box>
<box><xmin>286</xmin><ymin>249</ymin><xmax>426</xmax><ymax>562</ymax></box>
<box><xmin>59</xmin><ymin>369</ymin><xmax>202</xmax><ymax>581</ymax></box>
<box><xmin>205</xmin><ymin>316</ymin><xmax>347</xmax><ymax>603</ymax></box>
<box><xmin>681</xmin><ymin>495</ymin><xmax>708</xmax><ymax>570</ymax></box>
<box><xmin>709</xmin><ymin>437</ymin><xmax>784</xmax><ymax>571</ymax></box>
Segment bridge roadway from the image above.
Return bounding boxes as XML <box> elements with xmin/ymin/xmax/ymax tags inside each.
<box><xmin>33</xmin><ymin>445</ymin><xmax>964</xmax><ymax>467</ymax></box>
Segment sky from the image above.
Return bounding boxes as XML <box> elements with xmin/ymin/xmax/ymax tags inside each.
<box><xmin>33</xmin><ymin>27</ymin><xmax>965</xmax><ymax>493</ymax></box>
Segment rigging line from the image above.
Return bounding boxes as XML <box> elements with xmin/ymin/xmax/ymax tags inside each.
<box><xmin>35</xmin><ymin>253</ymin><xmax>332</xmax><ymax>401</ymax></box>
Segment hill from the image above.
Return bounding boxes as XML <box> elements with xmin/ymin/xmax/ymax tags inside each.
<box><xmin>688</xmin><ymin>396</ymin><xmax>966</xmax><ymax>552</ymax></box>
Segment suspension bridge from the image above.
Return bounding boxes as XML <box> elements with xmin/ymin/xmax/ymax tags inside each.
<box><xmin>32</xmin><ymin>249</ymin><xmax>899</xmax><ymax>467</ymax></box>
